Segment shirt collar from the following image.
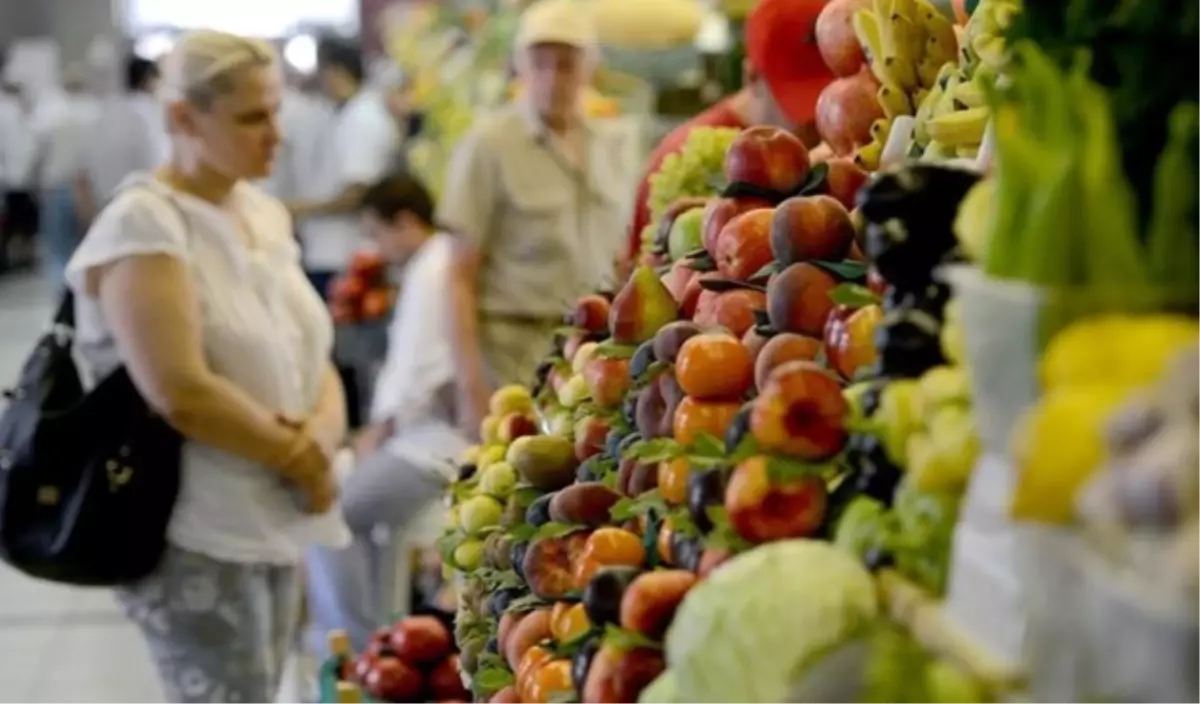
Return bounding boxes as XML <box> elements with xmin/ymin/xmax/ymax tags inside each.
<box><xmin>516</xmin><ymin>96</ymin><xmax>592</xmax><ymax>143</ymax></box>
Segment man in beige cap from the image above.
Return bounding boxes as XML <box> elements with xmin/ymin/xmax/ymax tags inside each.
<box><xmin>438</xmin><ymin>0</ymin><xmax>636</xmax><ymax>438</ymax></box>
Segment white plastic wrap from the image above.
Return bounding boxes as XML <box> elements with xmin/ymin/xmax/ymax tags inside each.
<box><xmin>940</xmin><ymin>265</ymin><xmax>1042</xmax><ymax>456</ymax></box>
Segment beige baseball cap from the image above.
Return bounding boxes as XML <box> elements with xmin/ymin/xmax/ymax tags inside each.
<box><xmin>515</xmin><ymin>0</ymin><xmax>599</xmax><ymax>51</ymax></box>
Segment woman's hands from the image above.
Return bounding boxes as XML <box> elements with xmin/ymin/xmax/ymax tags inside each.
<box><xmin>277</xmin><ymin>415</ymin><xmax>338</xmax><ymax>514</ymax></box>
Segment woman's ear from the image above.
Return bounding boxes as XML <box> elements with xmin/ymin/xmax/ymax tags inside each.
<box><xmin>165</xmin><ymin>100</ymin><xmax>195</xmax><ymax>137</ymax></box>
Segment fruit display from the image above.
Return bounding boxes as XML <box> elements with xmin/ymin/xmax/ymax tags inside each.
<box><xmin>325</xmin><ymin>617</ymin><xmax>468</xmax><ymax>703</ymax></box>
<box><xmin>329</xmin><ymin>250</ymin><xmax>397</xmax><ymax>325</ymax></box>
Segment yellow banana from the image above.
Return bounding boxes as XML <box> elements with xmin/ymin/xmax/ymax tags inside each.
<box><xmin>951</xmin><ymin>77</ymin><xmax>986</xmax><ymax>109</ymax></box>
<box><xmin>972</xmin><ymin>33</ymin><xmax>1008</xmax><ymax>70</ymax></box>
<box><xmin>854</xmin><ymin>138</ymin><xmax>886</xmax><ymax>171</ymax></box>
<box><xmin>911</xmin><ymin>82</ymin><xmax>943</xmax><ymax>146</ymax></box>
<box><xmin>925</xmin><ymin>106</ymin><xmax>990</xmax><ymax>146</ymax></box>
<box><xmin>916</xmin><ymin>0</ymin><xmax>959</xmax><ymax>65</ymax></box>
<box><xmin>877</xmin><ymin>81</ymin><xmax>914</xmax><ymax>118</ymax></box>
<box><xmin>957</xmin><ymin>145</ymin><xmax>980</xmax><ymax>159</ymax></box>
<box><xmin>881</xmin><ymin>13</ymin><xmax>920</xmax><ymax>90</ymax></box>
<box><xmin>890</xmin><ymin>0</ymin><xmax>916</xmax><ymax>22</ymax></box>
<box><xmin>912</xmin><ymin>87</ymin><xmax>930</xmax><ymax>107</ymax></box>
<box><xmin>852</xmin><ymin>9</ymin><xmax>885</xmax><ymax>65</ymax></box>
<box><xmin>872</xmin><ymin>0</ymin><xmax>893</xmax><ymax>22</ymax></box>
<box><xmin>921</xmin><ymin>139</ymin><xmax>956</xmax><ymax>162</ymax></box>
<box><xmin>870</xmin><ymin>117</ymin><xmax>893</xmax><ymax>145</ymax></box>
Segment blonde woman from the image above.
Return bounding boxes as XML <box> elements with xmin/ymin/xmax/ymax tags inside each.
<box><xmin>63</xmin><ymin>30</ymin><xmax>348</xmax><ymax>702</ymax></box>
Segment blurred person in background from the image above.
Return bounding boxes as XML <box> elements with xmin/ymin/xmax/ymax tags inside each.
<box><xmin>258</xmin><ymin>63</ymin><xmax>333</xmax><ymax>205</ymax></box>
<box><xmin>75</xmin><ymin>56</ymin><xmax>169</xmax><ymax>226</ymax></box>
<box><xmin>623</xmin><ymin>0</ymin><xmax>835</xmax><ymax>262</ymax></box>
<box><xmin>284</xmin><ymin>38</ymin><xmax>400</xmax><ymax>299</ymax></box>
<box><xmin>0</xmin><ymin>81</ymin><xmax>38</xmax><ymax>269</ymax></box>
<box><xmin>438</xmin><ymin>0</ymin><xmax>637</xmax><ymax>438</ymax></box>
<box><xmin>33</xmin><ymin>64</ymin><xmax>101</xmax><ymax>288</ymax></box>
<box><xmin>306</xmin><ymin>172</ymin><xmax>466</xmax><ymax>656</ymax></box>
<box><xmin>63</xmin><ymin>30</ymin><xmax>348</xmax><ymax>702</ymax></box>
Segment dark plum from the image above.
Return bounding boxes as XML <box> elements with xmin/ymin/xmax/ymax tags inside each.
<box><xmin>617</xmin><ymin>432</ymin><xmax>643</xmax><ymax>457</ymax></box>
<box><xmin>723</xmin><ymin>402</ymin><xmax>754</xmax><ymax>453</ymax></box>
<box><xmin>488</xmin><ymin>587</ymin><xmax>524</xmax><ymax>620</ymax></box>
<box><xmin>576</xmin><ymin>456</ymin><xmax>603</xmax><ymax>482</ymax></box>
<box><xmin>582</xmin><ymin>566</ymin><xmax>642</xmax><ymax>627</ymax></box>
<box><xmin>670</xmin><ymin>533</ymin><xmax>703</xmax><ymax>573</ymax></box>
<box><xmin>622</xmin><ymin>392</ymin><xmax>640</xmax><ymax>426</ymax></box>
<box><xmin>629</xmin><ymin>340</ymin><xmax>658</xmax><ymax>381</ymax></box>
<box><xmin>510</xmin><ymin>541</ymin><xmax>529</xmax><ymax>581</ymax></box>
<box><xmin>572</xmin><ymin>636</ymin><xmax>601</xmax><ymax>700</ymax></box>
<box><xmin>687</xmin><ymin>468</ymin><xmax>727</xmax><ymax>533</ymax></box>
<box><xmin>604</xmin><ymin>429</ymin><xmax>627</xmax><ymax>460</ymax></box>
<box><xmin>484</xmin><ymin>635</ymin><xmax>499</xmax><ymax>654</ymax></box>
<box><xmin>873</xmin><ymin>308</ymin><xmax>945</xmax><ymax>378</ymax></box>
<box><xmin>525</xmin><ymin>494</ymin><xmax>554</xmax><ymax>527</ymax></box>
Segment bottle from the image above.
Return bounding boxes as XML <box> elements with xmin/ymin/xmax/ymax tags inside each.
<box><xmin>328</xmin><ymin>629</ymin><xmax>354</xmax><ymax>681</ymax></box>
<box><xmin>335</xmin><ymin>681</ymin><xmax>364</xmax><ymax>703</ymax></box>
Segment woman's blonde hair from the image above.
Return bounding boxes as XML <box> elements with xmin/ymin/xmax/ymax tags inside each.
<box><xmin>159</xmin><ymin>30</ymin><xmax>277</xmax><ymax>109</ymax></box>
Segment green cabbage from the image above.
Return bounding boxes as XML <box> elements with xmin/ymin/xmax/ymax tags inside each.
<box><xmin>664</xmin><ymin>540</ymin><xmax>879</xmax><ymax>702</ymax></box>
<box><xmin>638</xmin><ymin>670</ymin><xmax>684</xmax><ymax>703</ymax></box>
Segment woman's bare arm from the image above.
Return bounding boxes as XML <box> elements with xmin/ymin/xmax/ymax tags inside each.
<box><xmin>91</xmin><ymin>253</ymin><xmax>328</xmax><ymax>485</ymax></box>
<box><xmin>306</xmin><ymin>363</ymin><xmax>347</xmax><ymax>455</ymax></box>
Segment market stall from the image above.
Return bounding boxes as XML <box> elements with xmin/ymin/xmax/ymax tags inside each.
<box><xmin>318</xmin><ymin>0</ymin><xmax>1198</xmax><ymax>701</ymax></box>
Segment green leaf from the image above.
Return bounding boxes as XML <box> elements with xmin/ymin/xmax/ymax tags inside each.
<box><xmin>689</xmin><ymin>432</ymin><xmax>726</xmax><ymax>458</ymax></box>
<box><xmin>534</xmin><ymin>521</ymin><xmax>588</xmax><ymax>540</ymax></box>
<box><xmin>625</xmin><ymin>438</ymin><xmax>684</xmax><ymax>463</ymax></box>
<box><xmin>505</xmin><ymin>593</ymin><xmax>552</xmax><ymax>614</ymax></box>
<box><xmin>553</xmin><ymin>325</ymin><xmax>578</xmax><ymax>338</ymax></box>
<box><xmin>767</xmin><ymin>457</ymin><xmax>835</xmax><ymax>484</ymax></box>
<box><xmin>595</xmin><ymin>340</ymin><xmax>639</xmax><ymax>359</ymax></box>
<box><xmin>750</xmin><ymin>260</ymin><xmax>781</xmax><ymax>281</ymax></box>
<box><xmin>635</xmin><ymin>360</ymin><xmax>670</xmax><ymax>387</ymax></box>
<box><xmin>479</xmin><ymin>568</ymin><xmax>524</xmax><ymax>591</ymax></box>
<box><xmin>704</xmin><ymin>506</ymin><xmax>754</xmax><ymax>553</ymax></box>
<box><xmin>513</xmin><ymin>485</ymin><xmax>546</xmax><ymax>510</ymax></box>
<box><xmin>549</xmin><ymin>625</ymin><xmax>602</xmax><ymax>659</ymax></box>
<box><xmin>508</xmin><ymin>523</ymin><xmax>537</xmax><ymax>543</ymax></box>
<box><xmin>474</xmin><ymin>666</ymin><xmax>516</xmax><ymax>694</ymax></box>
<box><xmin>727</xmin><ymin>434</ymin><xmax>762</xmax><ymax>464</ymax></box>
<box><xmin>686</xmin><ymin>249</ymin><xmax>718</xmax><ymax>272</ymax></box>
<box><xmin>435</xmin><ymin>531</ymin><xmax>466</xmax><ymax>567</ymax></box>
<box><xmin>828</xmin><ymin>283</ymin><xmax>881</xmax><ymax>308</ymax></box>
<box><xmin>609</xmin><ymin>490</ymin><xmax>668</xmax><ymax>522</ymax></box>
<box><xmin>602</xmin><ymin>624</ymin><xmax>663</xmax><ymax>652</ymax></box>
<box><xmin>798</xmin><ymin>161</ymin><xmax>831</xmax><ymax>195</ymax></box>
<box><xmin>812</xmin><ymin>259</ymin><xmax>869</xmax><ymax>281</ymax></box>
<box><xmin>643</xmin><ymin>508</ymin><xmax>664</xmax><ymax>567</ymax></box>
<box><xmin>668</xmin><ymin>505</ymin><xmax>700</xmax><ymax>538</ymax></box>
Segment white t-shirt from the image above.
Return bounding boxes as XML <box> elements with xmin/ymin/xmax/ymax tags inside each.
<box><xmin>299</xmin><ymin>90</ymin><xmax>400</xmax><ymax>272</ymax></box>
<box><xmin>64</xmin><ymin>174</ymin><xmax>349</xmax><ymax>565</ymax></box>
<box><xmin>32</xmin><ymin>93</ymin><xmax>100</xmax><ymax>188</ymax></box>
<box><xmin>369</xmin><ymin>232</ymin><xmax>468</xmax><ymax>469</ymax></box>
<box><xmin>0</xmin><ymin>95</ymin><xmax>35</xmax><ymax>190</ymax></box>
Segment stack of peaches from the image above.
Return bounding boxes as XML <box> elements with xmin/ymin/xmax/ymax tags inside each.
<box><xmin>440</xmin><ymin>124</ymin><xmax>905</xmax><ymax>704</ymax></box>
<box><xmin>328</xmin><ymin>250</ymin><xmax>397</xmax><ymax>325</ymax></box>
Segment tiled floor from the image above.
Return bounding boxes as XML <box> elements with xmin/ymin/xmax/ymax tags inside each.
<box><xmin>0</xmin><ymin>271</ymin><xmax>319</xmax><ymax>703</ymax></box>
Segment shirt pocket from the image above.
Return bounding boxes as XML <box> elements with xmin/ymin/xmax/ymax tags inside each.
<box><xmin>499</xmin><ymin>170</ymin><xmax>575</xmax><ymax>267</ymax></box>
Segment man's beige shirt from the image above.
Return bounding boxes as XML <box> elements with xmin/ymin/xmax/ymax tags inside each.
<box><xmin>437</xmin><ymin>101</ymin><xmax>637</xmax><ymax>319</ymax></box>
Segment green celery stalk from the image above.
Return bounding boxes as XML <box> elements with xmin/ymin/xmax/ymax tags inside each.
<box><xmin>1146</xmin><ymin>102</ymin><xmax>1200</xmax><ymax>294</ymax></box>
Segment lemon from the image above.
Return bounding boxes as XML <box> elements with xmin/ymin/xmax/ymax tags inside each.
<box><xmin>476</xmin><ymin>444</ymin><xmax>507</xmax><ymax>471</ymax></box>
<box><xmin>479</xmin><ymin>414</ymin><xmax>501</xmax><ymax>445</ymax></box>
<box><xmin>915</xmin><ymin>366</ymin><xmax>972</xmax><ymax>425</ymax></box>
<box><xmin>1041</xmin><ymin>315</ymin><xmax>1199</xmax><ymax>390</ymax></box>
<box><xmin>1010</xmin><ymin>385</ymin><xmax>1131</xmax><ymax>523</ymax></box>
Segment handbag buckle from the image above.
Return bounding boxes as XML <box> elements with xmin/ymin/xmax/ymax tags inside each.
<box><xmin>105</xmin><ymin>460</ymin><xmax>133</xmax><ymax>491</ymax></box>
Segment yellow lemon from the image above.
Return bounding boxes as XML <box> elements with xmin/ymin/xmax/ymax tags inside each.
<box><xmin>1041</xmin><ymin>315</ymin><xmax>1199</xmax><ymax>390</ymax></box>
<box><xmin>1010</xmin><ymin>385</ymin><xmax>1131</xmax><ymax>523</ymax></box>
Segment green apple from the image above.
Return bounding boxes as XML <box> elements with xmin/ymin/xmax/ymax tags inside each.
<box><xmin>667</xmin><ymin>207</ymin><xmax>705</xmax><ymax>262</ymax></box>
<box><xmin>479</xmin><ymin>461</ymin><xmax>518</xmax><ymax>497</ymax></box>
<box><xmin>458</xmin><ymin>495</ymin><xmax>504</xmax><ymax>535</ymax></box>
<box><xmin>453</xmin><ymin>539</ymin><xmax>485</xmax><ymax>572</ymax></box>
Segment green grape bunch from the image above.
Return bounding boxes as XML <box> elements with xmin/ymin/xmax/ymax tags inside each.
<box><xmin>645</xmin><ymin>126</ymin><xmax>742</xmax><ymax>248</ymax></box>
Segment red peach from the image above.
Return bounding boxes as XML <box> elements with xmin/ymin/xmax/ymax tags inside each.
<box><xmin>574</xmin><ymin>415</ymin><xmax>612</xmax><ymax>462</ymax></box>
<box><xmin>584</xmin><ymin>356</ymin><xmax>631</xmax><ymax>408</ymax></box>
<box><xmin>618</xmin><ymin>570</ymin><xmax>697</xmax><ymax>639</ymax></box>
<box><xmin>570</xmin><ymin>294</ymin><xmax>612</xmax><ymax>335</ymax></box>
<box><xmin>723</xmin><ymin>126</ymin><xmax>812</xmax><ymax>193</ymax></box>
<box><xmin>742</xmin><ymin>327</ymin><xmax>770</xmax><ymax>366</ymax></box>
<box><xmin>753</xmin><ymin>333</ymin><xmax>823</xmax><ymax>391</ymax></box>
<box><xmin>582</xmin><ymin>645</ymin><xmax>666</xmax><ymax>704</ymax></box>
<box><xmin>750</xmin><ymin>361</ymin><xmax>848</xmax><ymax>460</ymax></box>
<box><xmin>497</xmin><ymin>413</ymin><xmax>540</xmax><ymax>443</ymax></box>
<box><xmin>660</xmin><ymin>260</ymin><xmax>701</xmax><ymax>317</ymax></box>
<box><xmin>715</xmin><ymin>208</ymin><xmax>776</xmax><ymax>281</ymax></box>
<box><xmin>725</xmin><ymin>456</ymin><xmax>829</xmax><ymax>543</ymax></box>
<box><xmin>693</xmin><ymin>288</ymin><xmax>767</xmax><ymax>339</ymax></box>
<box><xmin>821</xmin><ymin>156</ymin><xmax>870</xmax><ymax>211</ymax></box>
<box><xmin>825</xmin><ymin>304</ymin><xmax>881</xmax><ymax>380</ymax></box>
<box><xmin>815</xmin><ymin>0</ymin><xmax>872</xmax><ymax>77</ymax></box>
<box><xmin>770</xmin><ymin>195</ymin><xmax>856</xmax><ymax>265</ymax></box>
<box><xmin>701</xmin><ymin>197</ymin><xmax>774</xmax><ymax>259</ymax></box>
<box><xmin>766</xmin><ymin>263</ymin><xmax>839</xmax><ymax>338</ymax></box>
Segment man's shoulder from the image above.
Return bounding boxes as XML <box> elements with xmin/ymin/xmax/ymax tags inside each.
<box><xmin>461</xmin><ymin>104</ymin><xmax>529</xmax><ymax>152</ymax></box>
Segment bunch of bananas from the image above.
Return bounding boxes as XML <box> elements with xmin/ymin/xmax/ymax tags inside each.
<box><xmin>851</xmin><ymin>0</ymin><xmax>960</xmax><ymax>168</ymax></box>
<box><xmin>909</xmin><ymin>0</ymin><xmax>1021</xmax><ymax>161</ymax></box>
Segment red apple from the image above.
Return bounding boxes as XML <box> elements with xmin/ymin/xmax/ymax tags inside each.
<box><xmin>428</xmin><ymin>654</ymin><xmax>470</xmax><ymax>701</ymax></box>
<box><xmin>701</xmin><ymin>196</ymin><xmax>774</xmax><ymax>259</ymax></box>
<box><xmin>497</xmin><ymin>412</ymin><xmax>539</xmax><ymax>443</ymax></box>
<box><xmin>570</xmin><ymin>295</ymin><xmax>612</xmax><ymax>334</ymax></box>
<box><xmin>390</xmin><ymin>616</ymin><xmax>452</xmax><ymax>664</ymax></box>
<box><xmin>723</xmin><ymin>126</ymin><xmax>812</xmax><ymax>193</ymax></box>
<box><xmin>725</xmin><ymin>456</ymin><xmax>829</xmax><ymax>543</ymax></box>
<box><xmin>365</xmin><ymin>656</ymin><xmax>424</xmax><ymax>702</ymax></box>
<box><xmin>769</xmin><ymin>195</ymin><xmax>856</xmax><ymax>265</ymax></box>
<box><xmin>584</xmin><ymin>356</ymin><xmax>631</xmax><ymax>408</ymax></box>
<box><xmin>821</xmin><ymin>157</ymin><xmax>870</xmax><ymax>211</ymax></box>
<box><xmin>750</xmin><ymin>360</ymin><xmax>848</xmax><ymax>460</ymax></box>
<box><xmin>715</xmin><ymin>208</ymin><xmax>775</xmax><ymax>280</ymax></box>
<box><xmin>815</xmin><ymin>0</ymin><xmax>872</xmax><ymax>77</ymax></box>
<box><xmin>815</xmin><ymin>69</ymin><xmax>885</xmax><ymax>157</ymax></box>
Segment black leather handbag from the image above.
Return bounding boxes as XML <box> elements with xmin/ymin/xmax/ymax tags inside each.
<box><xmin>0</xmin><ymin>291</ymin><xmax>182</xmax><ymax>586</ymax></box>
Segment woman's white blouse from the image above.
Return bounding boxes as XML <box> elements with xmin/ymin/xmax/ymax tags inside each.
<box><xmin>64</xmin><ymin>174</ymin><xmax>349</xmax><ymax>565</ymax></box>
